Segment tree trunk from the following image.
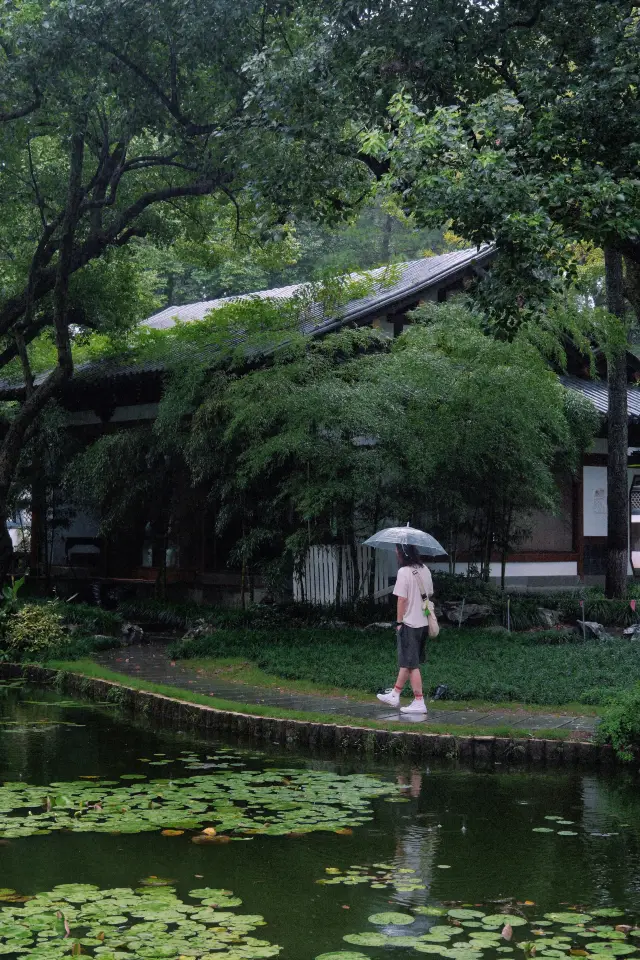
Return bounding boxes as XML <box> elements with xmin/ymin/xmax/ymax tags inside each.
<box><xmin>605</xmin><ymin>246</ymin><xmax>629</xmax><ymax>599</ymax></box>
<box><xmin>0</xmin><ymin>129</ymin><xmax>84</xmax><ymax>583</ymax></box>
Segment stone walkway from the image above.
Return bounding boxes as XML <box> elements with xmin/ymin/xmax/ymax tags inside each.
<box><xmin>95</xmin><ymin>644</ymin><xmax>598</xmax><ymax>736</ymax></box>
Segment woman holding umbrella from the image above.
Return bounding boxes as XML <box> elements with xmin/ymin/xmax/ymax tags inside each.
<box><xmin>363</xmin><ymin>525</ymin><xmax>443</xmax><ymax>715</ymax></box>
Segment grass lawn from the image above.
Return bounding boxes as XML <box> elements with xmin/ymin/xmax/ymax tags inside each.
<box><xmin>48</xmin><ymin>660</ymin><xmax>586</xmax><ymax>740</ymax></box>
<box><xmin>178</xmin><ymin>656</ymin><xmax>601</xmax><ymax>716</ymax></box>
<box><xmin>169</xmin><ymin>626</ymin><xmax>640</xmax><ymax>708</ymax></box>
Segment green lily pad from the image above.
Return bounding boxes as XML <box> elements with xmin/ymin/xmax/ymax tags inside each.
<box><xmin>449</xmin><ymin>911</ymin><xmax>487</xmax><ymax>921</ymax></box>
<box><xmin>545</xmin><ymin>914</ymin><xmax>593</xmax><ymax>924</ymax></box>
<box><xmin>593</xmin><ymin>912</ymin><xmax>625</xmax><ymax>919</ymax></box>
<box><xmin>557</xmin><ymin>831</ymin><xmax>579</xmax><ymax>837</ymax></box>
<box><xmin>343</xmin><ymin>934</ymin><xmax>387</xmax><ymax>947</ymax></box>
<box><xmin>483</xmin><ymin>917</ymin><xmax>528</xmax><ymax>928</ymax></box>
<box><xmin>315</xmin><ymin>954</ymin><xmax>371</xmax><ymax>960</ymax></box>
<box><xmin>415</xmin><ymin>908</ymin><xmax>449</xmax><ymax>917</ymax></box>
<box><xmin>368</xmin><ymin>913</ymin><xmax>415</xmax><ymax>926</ymax></box>
<box><xmin>586</xmin><ymin>946</ymin><xmax>637</xmax><ymax>956</ymax></box>
<box><xmin>532</xmin><ymin>828</ymin><xmax>555</xmax><ymax>834</ymax></box>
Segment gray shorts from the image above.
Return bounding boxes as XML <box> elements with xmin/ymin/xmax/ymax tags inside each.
<box><xmin>397</xmin><ymin>624</ymin><xmax>427</xmax><ymax>669</ymax></box>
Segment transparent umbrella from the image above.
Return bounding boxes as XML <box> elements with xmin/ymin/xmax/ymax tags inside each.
<box><xmin>362</xmin><ymin>523</ymin><xmax>447</xmax><ymax>556</ymax></box>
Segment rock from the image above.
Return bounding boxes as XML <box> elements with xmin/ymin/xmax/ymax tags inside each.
<box><xmin>121</xmin><ymin>622</ymin><xmax>144</xmax><ymax>645</ymax></box>
<box><xmin>443</xmin><ymin>601</ymin><xmax>492</xmax><ymax>625</ymax></box>
<box><xmin>537</xmin><ymin>607</ymin><xmax>561</xmax><ymax>628</ymax></box>
<box><xmin>575</xmin><ymin>620</ymin><xmax>607</xmax><ymax>640</ymax></box>
<box><xmin>623</xmin><ymin>623</ymin><xmax>640</xmax><ymax>637</ymax></box>
<box><xmin>183</xmin><ymin>618</ymin><xmax>215</xmax><ymax>640</ymax></box>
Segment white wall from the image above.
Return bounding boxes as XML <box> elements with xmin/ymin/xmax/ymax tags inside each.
<box><xmin>429</xmin><ymin>561</ymin><xmax>577</xmax><ymax>578</ymax></box>
<box><xmin>583</xmin><ymin>464</ymin><xmax>640</xmax><ymax>575</ymax></box>
<box><xmin>583</xmin><ymin>465</ymin><xmax>608</xmax><ymax>536</ymax></box>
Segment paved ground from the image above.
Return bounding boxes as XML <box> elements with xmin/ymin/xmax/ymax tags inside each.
<box><xmin>95</xmin><ymin>644</ymin><xmax>598</xmax><ymax>736</ymax></box>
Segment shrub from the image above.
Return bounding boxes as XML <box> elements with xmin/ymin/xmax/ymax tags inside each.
<box><xmin>56</xmin><ymin>602</ymin><xmax>122</xmax><ymax>635</ymax></box>
<box><xmin>4</xmin><ymin>603</ymin><xmax>67</xmax><ymax>656</ymax></box>
<box><xmin>596</xmin><ymin>684</ymin><xmax>640</xmax><ymax>761</ymax></box>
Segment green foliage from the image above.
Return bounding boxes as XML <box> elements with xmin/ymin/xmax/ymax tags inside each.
<box><xmin>169</xmin><ymin>625</ymin><xmax>640</xmax><ymax>706</ymax></box>
<box><xmin>354</xmin><ymin>1</ymin><xmax>640</xmax><ymax>329</ymax></box>
<box><xmin>4</xmin><ymin>602</ymin><xmax>67</xmax><ymax>656</ymax></box>
<box><xmin>597</xmin><ymin>685</ymin><xmax>640</xmax><ymax>761</ymax></box>
<box><xmin>53</xmin><ymin>601</ymin><xmax>122</xmax><ymax>636</ymax></box>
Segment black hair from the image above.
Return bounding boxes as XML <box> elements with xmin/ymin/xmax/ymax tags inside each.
<box><xmin>395</xmin><ymin>543</ymin><xmax>424</xmax><ymax>567</ymax></box>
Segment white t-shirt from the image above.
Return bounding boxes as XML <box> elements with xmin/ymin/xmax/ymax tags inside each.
<box><xmin>393</xmin><ymin>564</ymin><xmax>434</xmax><ymax>628</ymax></box>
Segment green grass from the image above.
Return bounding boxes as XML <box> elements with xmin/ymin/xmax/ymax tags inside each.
<box><xmin>169</xmin><ymin>626</ymin><xmax>640</xmax><ymax>707</ymax></box>
<box><xmin>180</xmin><ymin>656</ymin><xmax>602</xmax><ymax>716</ymax></box>
<box><xmin>47</xmin><ymin>660</ymin><xmax>584</xmax><ymax>740</ymax></box>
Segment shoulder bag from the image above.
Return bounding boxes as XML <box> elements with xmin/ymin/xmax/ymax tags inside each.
<box><xmin>412</xmin><ymin>567</ymin><xmax>440</xmax><ymax>639</ymax></box>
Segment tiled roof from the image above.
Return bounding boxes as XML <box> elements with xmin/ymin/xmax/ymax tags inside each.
<box><xmin>561</xmin><ymin>374</ymin><xmax>640</xmax><ymax>420</ymax></box>
<box><xmin>0</xmin><ymin>245</ymin><xmax>493</xmax><ymax>399</ymax></box>
<box><xmin>143</xmin><ymin>246</ymin><xmax>494</xmax><ymax>332</ymax></box>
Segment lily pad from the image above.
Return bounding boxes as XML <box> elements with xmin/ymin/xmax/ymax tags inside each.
<box><xmin>315</xmin><ymin>954</ymin><xmax>370</xmax><ymax>960</ymax></box>
<box><xmin>532</xmin><ymin>828</ymin><xmax>555</xmax><ymax>834</ymax></box>
<box><xmin>368</xmin><ymin>913</ymin><xmax>415</xmax><ymax>926</ymax></box>
<box><xmin>343</xmin><ymin>934</ymin><xmax>387</xmax><ymax>946</ymax></box>
<box><xmin>593</xmin><ymin>912</ymin><xmax>625</xmax><ymax>919</ymax></box>
<box><xmin>483</xmin><ymin>917</ymin><xmax>528</xmax><ymax>929</ymax></box>
<box><xmin>449</xmin><ymin>911</ymin><xmax>487</xmax><ymax>921</ymax></box>
<box><xmin>545</xmin><ymin>915</ymin><xmax>593</xmax><ymax>925</ymax></box>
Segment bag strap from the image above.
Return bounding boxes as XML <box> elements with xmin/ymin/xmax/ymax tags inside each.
<box><xmin>412</xmin><ymin>567</ymin><xmax>428</xmax><ymax>600</ymax></box>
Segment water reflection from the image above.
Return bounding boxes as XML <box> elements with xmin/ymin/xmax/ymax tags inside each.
<box><xmin>1</xmin><ymin>686</ymin><xmax>640</xmax><ymax>960</ymax></box>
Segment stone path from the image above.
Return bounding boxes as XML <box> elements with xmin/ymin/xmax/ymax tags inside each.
<box><xmin>95</xmin><ymin>644</ymin><xmax>598</xmax><ymax>736</ymax></box>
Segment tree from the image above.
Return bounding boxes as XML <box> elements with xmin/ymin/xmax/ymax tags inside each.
<box><xmin>343</xmin><ymin>0</ymin><xmax>640</xmax><ymax>595</ymax></box>
<box><xmin>0</xmin><ymin>0</ymin><xmax>372</xmax><ymax>579</ymax></box>
<box><xmin>67</xmin><ymin>299</ymin><xmax>596</xmax><ymax>599</ymax></box>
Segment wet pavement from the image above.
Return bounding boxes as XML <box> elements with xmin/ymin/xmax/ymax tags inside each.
<box><xmin>94</xmin><ymin>644</ymin><xmax>598</xmax><ymax>736</ymax></box>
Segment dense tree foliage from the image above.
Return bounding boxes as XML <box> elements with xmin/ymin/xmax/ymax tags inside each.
<box><xmin>0</xmin><ymin>0</ymin><xmax>375</xmax><ymax>578</ymax></box>
<box><xmin>328</xmin><ymin>0</ymin><xmax>640</xmax><ymax>596</ymax></box>
<box><xmin>68</xmin><ymin>302</ymin><xmax>597</xmax><ymax>599</ymax></box>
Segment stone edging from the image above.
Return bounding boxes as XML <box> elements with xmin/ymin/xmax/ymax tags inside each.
<box><xmin>2</xmin><ymin>663</ymin><xmax>614</xmax><ymax>767</ymax></box>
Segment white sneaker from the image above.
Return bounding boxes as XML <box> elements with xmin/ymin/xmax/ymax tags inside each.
<box><xmin>400</xmin><ymin>698</ymin><xmax>428</xmax><ymax>715</ymax></box>
<box><xmin>377</xmin><ymin>689</ymin><xmax>400</xmax><ymax>707</ymax></box>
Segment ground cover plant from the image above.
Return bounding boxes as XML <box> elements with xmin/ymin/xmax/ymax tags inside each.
<box><xmin>596</xmin><ymin>683</ymin><xmax>640</xmax><ymax>761</ymax></box>
<box><xmin>0</xmin><ymin>883</ymin><xmax>280</xmax><ymax>960</ymax></box>
<box><xmin>169</xmin><ymin>627</ymin><xmax>640</xmax><ymax>706</ymax></box>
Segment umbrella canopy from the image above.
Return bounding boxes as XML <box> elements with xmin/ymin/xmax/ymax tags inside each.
<box><xmin>362</xmin><ymin>524</ymin><xmax>447</xmax><ymax>556</ymax></box>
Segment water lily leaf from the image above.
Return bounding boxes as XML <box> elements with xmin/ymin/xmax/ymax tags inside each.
<box><xmin>368</xmin><ymin>913</ymin><xmax>415</xmax><ymax>926</ymax></box>
<box><xmin>343</xmin><ymin>934</ymin><xmax>387</xmax><ymax>946</ymax></box>
<box><xmin>532</xmin><ymin>828</ymin><xmax>555</xmax><ymax>834</ymax></box>
<box><xmin>414</xmin><ymin>909</ymin><xmax>448</xmax><ymax>918</ymax></box>
<box><xmin>593</xmin><ymin>913</ymin><xmax>625</xmax><ymax>920</ymax></box>
<box><xmin>414</xmin><ymin>946</ymin><xmax>454</xmax><ymax>957</ymax></box>
<box><xmin>483</xmin><ymin>918</ymin><xmax>528</xmax><ymax>929</ymax></box>
<box><xmin>315</xmin><ymin>953</ymin><xmax>370</xmax><ymax>960</ymax></box>
<box><xmin>557</xmin><ymin>832</ymin><xmax>579</xmax><ymax>837</ymax></box>
<box><xmin>545</xmin><ymin>915</ymin><xmax>593</xmax><ymax>925</ymax></box>
<box><xmin>449</xmin><ymin>912</ymin><xmax>487</xmax><ymax>921</ymax></box>
<box><xmin>586</xmin><ymin>946</ymin><xmax>637</xmax><ymax>956</ymax></box>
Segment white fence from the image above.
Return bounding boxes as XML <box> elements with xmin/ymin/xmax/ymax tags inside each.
<box><xmin>293</xmin><ymin>545</ymin><xmax>395</xmax><ymax>605</ymax></box>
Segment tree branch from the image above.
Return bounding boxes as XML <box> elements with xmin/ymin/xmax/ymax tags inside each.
<box><xmin>0</xmin><ymin>177</ymin><xmax>221</xmax><ymax>338</ymax></box>
<box><xmin>0</xmin><ymin>88</ymin><xmax>41</xmax><ymax>122</ymax></box>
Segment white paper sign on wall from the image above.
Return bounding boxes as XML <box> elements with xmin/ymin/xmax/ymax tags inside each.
<box><xmin>594</xmin><ymin>488</ymin><xmax>607</xmax><ymax>515</ymax></box>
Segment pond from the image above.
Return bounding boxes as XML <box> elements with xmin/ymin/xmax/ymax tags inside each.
<box><xmin>1</xmin><ymin>680</ymin><xmax>640</xmax><ymax>960</ymax></box>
